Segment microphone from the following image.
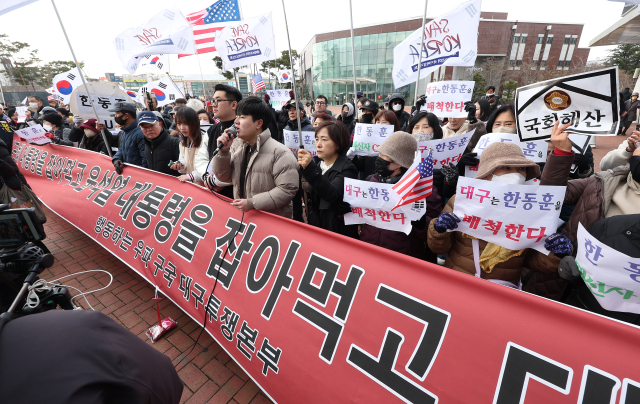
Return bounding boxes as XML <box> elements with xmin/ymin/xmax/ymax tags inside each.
<box><xmin>211</xmin><ymin>124</ymin><xmax>236</xmax><ymax>158</ymax></box>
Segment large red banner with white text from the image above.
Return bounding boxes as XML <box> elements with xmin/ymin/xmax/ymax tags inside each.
<box><xmin>13</xmin><ymin>136</ymin><xmax>640</xmax><ymax>403</ymax></box>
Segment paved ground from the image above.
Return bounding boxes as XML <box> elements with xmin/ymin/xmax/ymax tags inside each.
<box><xmin>34</xmin><ymin>132</ymin><xmax>626</xmax><ymax>403</ymax></box>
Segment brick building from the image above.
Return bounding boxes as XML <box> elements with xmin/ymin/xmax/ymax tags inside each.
<box><xmin>301</xmin><ymin>12</ymin><xmax>590</xmax><ymax>105</ymax></box>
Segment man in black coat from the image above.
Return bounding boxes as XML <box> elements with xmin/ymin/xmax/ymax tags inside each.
<box><xmin>138</xmin><ymin>111</ymin><xmax>180</xmax><ymax>176</ymax></box>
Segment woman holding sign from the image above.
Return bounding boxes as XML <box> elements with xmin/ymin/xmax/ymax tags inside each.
<box><xmin>428</xmin><ymin>134</ymin><xmax>574</xmax><ymax>292</ymax></box>
<box><xmin>297</xmin><ymin>121</ymin><xmax>359</xmax><ymax>238</ymax></box>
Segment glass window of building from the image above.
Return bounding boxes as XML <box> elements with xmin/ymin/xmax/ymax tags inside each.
<box><xmin>362</xmin><ymin>35</ymin><xmax>370</xmax><ymax>49</ymax></box>
<box><xmin>354</xmin><ymin>35</ymin><xmax>361</xmax><ymax>51</ymax></box>
<box><xmin>370</xmin><ymin>34</ymin><xmax>378</xmax><ymax>49</ymax></box>
<box><xmin>546</xmin><ymin>37</ymin><xmax>553</xmax><ymax>44</ymax></box>
<box><xmin>378</xmin><ymin>33</ymin><xmax>387</xmax><ymax>49</ymax></box>
<box><xmin>386</xmin><ymin>32</ymin><xmax>396</xmax><ymax>48</ymax></box>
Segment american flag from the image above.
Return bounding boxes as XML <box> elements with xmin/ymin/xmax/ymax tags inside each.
<box><xmin>252</xmin><ymin>73</ymin><xmax>265</xmax><ymax>93</ymax></box>
<box><xmin>391</xmin><ymin>150</ymin><xmax>434</xmax><ymax>210</ymax></box>
<box><xmin>181</xmin><ymin>0</ymin><xmax>241</xmax><ymax>57</ymax></box>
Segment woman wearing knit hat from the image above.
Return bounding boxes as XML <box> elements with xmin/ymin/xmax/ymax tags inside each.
<box><xmin>427</xmin><ymin>125</ymin><xmax>574</xmax><ymax>291</ymax></box>
<box><xmin>41</xmin><ymin>113</ymin><xmax>72</xmax><ymax>146</ymax></box>
<box><xmin>359</xmin><ymin>131</ymin><xmax>443</xmax><ymax>261</ymax></box>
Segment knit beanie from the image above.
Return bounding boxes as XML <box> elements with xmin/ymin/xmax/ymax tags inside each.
<box><xmin>377</xmin><ymin>131</ymin><xmax>417</xmax><ymax>169</ymax></box>
<box><xmin>474</xmin><ymin>142</ymin><xmax>541</xmax><ymax>181</ymax></box>
<box><xmin>42</xmin><ymin>112</ymin><xmax>63</xmax><ymax>128</ymax></box>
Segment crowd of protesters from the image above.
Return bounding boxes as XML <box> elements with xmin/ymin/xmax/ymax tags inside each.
<box><xmin>3</xmin><ymin>83</ymin><xmax>640</xmax><ymax>325</ymax></box>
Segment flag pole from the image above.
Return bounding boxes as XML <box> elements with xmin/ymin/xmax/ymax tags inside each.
<box><xmin>195</xmin><ymin>50</ymin><xmax>209</xmax><ymax>100</ymax></box>
<box><xmin>281</xmin><ymin>0</ymin><xmax>303</xmax><ymax>150</ymax></box>
<box><xmin>50</xmin><ymin>0</ymin><xmax>112</xmax><ymax>158</ymax></box>
<box><xmin>414</xmin><ymin>0</ymin><xmax>429</xmax><ymax>106</ymax></box>
<box><xmin>348</xmin><ymin>0</ymin><xmax>358</xmax><ymax>122</ymax></box>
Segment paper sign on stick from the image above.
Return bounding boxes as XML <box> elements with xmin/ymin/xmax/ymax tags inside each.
<box><xmin>352</xmin><ymin>123</ymin><xmax>395</xmax><ymax>156</ymax></box>
<box><xmin>417</xmin><ymin>130</ymin><xmax>473</xmax><ymax>169</ymax></box>
<box><xmin>283</xmin><ymin>130</ymin><xmax>316</xmax><ymax>157</ymax></box>
<box><xmin>421</xmin><ymin>81</ymin><xmax>475</xmax><ymax>118</ymax></box>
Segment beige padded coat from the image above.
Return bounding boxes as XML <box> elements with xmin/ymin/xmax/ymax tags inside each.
<box><xmin>211</xmin><ymin>128</ymin><xmax>299</xmax><ymax>218</ymax></box>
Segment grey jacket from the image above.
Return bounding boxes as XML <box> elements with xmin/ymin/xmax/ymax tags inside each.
<box><xmin>211</xmin><ymin>128</ymin><xmax>299</xmax><ymax>218</ymax></box>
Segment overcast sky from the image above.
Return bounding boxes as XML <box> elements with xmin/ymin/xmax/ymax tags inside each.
<box><xmin>0</xmin><ymin>0</ymin><xmax>627</xmax><ymax>79</ymax></box>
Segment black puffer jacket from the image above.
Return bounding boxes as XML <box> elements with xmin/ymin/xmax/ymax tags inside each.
<box><xmin>68</xmin><ymin>127</ymin><xmax>113</xmax><ymax>155</ymax></box>
<box><xmin>143</xmin><ymin>129</ymin><xmax>180</xmax><ymax>176</ymax></box>
<box><xmin>0</xmin><ymin>139</ymin><xmax>27</xmax><ymax>190</ymax></box>
<box><xmin>388</xmin><ymin>93</ymin><xmax>411</xmax><ymax>131</ymax></box>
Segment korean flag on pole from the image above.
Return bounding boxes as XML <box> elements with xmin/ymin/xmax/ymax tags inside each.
<box><xmin>51</xmin><ymin>67</ymin><xmax>84</xmax><ymax>104</ymax></box>
<box><xmin>137</xmin><ymin>54</ymin><xmax>170</xmax><ymax>73</ymax></box>
<box><xmin>137</xmin><ymin>76</ymin><xmax>184</xmax><ymax>108</ymax></box>
<box><xmin>278</xmin><ymin>70</ymin><xmax>293</xmax><ymax>84</ymax></box>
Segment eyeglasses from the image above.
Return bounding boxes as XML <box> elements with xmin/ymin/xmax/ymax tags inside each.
<box><xmin>212</xmin><ymin>99</ymin><xmax>232</xmax><ymax>106</ymax></box>
<box><xmin>315</xmin><ymin>101</ymin><xmax>326</xmax><ymax>105</ymax></box>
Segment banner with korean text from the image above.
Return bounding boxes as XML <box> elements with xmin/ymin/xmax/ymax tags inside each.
<box><xmin>352</xmin><ymin>123</ymin><xmax>394</xmax><ymax>156</ymax></box>
<box><xmin>14</xmin><ymin>136</ymin><xmax>640</xmax><ymax>404</ymax></box>
<box><xmin>267</xmin><ymin>90</ymin><xmax>290</xmax><ymax>111</ymax></box>
<box><xmin>452</xmin><ymin>177</ymin><xmax>566</xmax><ymax>253</ymax></box>
<box><xmin>417</xmin><ymin>130</ymin><xmax>473</xmax><ymax>169</ymax></box>
<box><xmin>420</xmin><ymin>81</ymin><xmax>474</xmax><ymax>118</ymax></box>
<box><xmin>516</xmin><ymin>67</ymin><xmax>619</xmax><ymax>140</ymax></box>
<box><xmin>576</xmin><ymin>223</ymin><xmax>640</xmax><ymax>314</ymax></box>
<box><xmin>283</xmin><ymin>130</ymin><xmax>316</xmax><ymax>156</ymax></box>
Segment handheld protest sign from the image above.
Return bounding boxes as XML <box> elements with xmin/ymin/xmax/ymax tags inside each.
<box><xmin>421</xmin><ymin>81</ymin><xmax>475</xmax><ymax>118</ymax></box>
<box><xmin>352</xmin><ymin>123</ymin><xmax>394</xmax><ymax>156</ymax></box>
<box><xmin>516</xmin><ymin>67</ymin><xmax>619</xmax><ymax>141</ymax></box>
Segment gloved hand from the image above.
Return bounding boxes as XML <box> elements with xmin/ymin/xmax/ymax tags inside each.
<box><xmin>434</xmin><ymin>212</ymin><xmax>460</xmax><ymax>233</ymax></box>
<box><xmin>289</xmin><ymin>90</ymin><xmax>294</xmax><ymax>99</ymax></box>
<box><xmin>457</xmin><ymin>152</ymin><xmax>479</xmax><ymax>176</ymax></box>
<box><xmin>441</xmin><ymin>163</ymin><xmax>459</xmax><ymax>185</ymax></box>
<box><xmin>264</xmin><ymin>94</ymin><xmax>270</xmax><ymax>102</ymax></box>
<box><xmin>113</xmin><ymin>159</ymin><xmax>125</xmax><ymax>175</ymax></box>
<box><xmin>544</xmin><ymin>233</ymin><xmax>572</xmax><ymax>257</ymax></box>
<box><xmin>73</xmin><ymin>115</ymin><xmax>84</xmax><ymax>126</ymax></box>
<box><xmin>415</xmin><ymin>95</ymin><xmax>427</xmax><ymax>111</ymax></box>
<box><xmin>572</xmin><ymin>152</ymin><xmax>591</xmax><ymax>171</ymax></box>
<box><xmin>50</xmin><ymin>137</ymin><xmax>61</xmax><ymax>145</ymax></box>
<box><xmin>558</xmin><ymin>256</ymin><xmax>581</xmax><ymax>282</ymax></box>
<box><xmin>346</xmin><ymin>147</ymin><xmax>356</xmax><ymax>160</ymax></box>
<box><xmin>464</xmin><ymin>101</ymin><xmax>477</xmax><ymax>124</ymax></box>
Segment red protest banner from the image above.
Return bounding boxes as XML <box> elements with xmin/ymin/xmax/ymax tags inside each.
<box><xmin>13</xmin><ymin>135</ymin><xmax>640</xmax><ymax>403</ymax></box>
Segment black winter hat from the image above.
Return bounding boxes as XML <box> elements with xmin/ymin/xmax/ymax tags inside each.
<box><xmin>42</xmin><ymin>113</ymin><xmax>62</xmax><ymax>128</ymax></box>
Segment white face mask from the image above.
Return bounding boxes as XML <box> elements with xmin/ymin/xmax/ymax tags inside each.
<box><xmin>486</xmin><ymin>93</ymin><xmax>493</xmax><ymax>98</ymax></box>
<box><xmin>199</xmin><ymin>120</ymin><xmax>209</xmax><ymax>125</ymax></box>
<box><xmin>492</xmin><ymin>126</ymin><xmax>517</xmax><ymax>134</ymax></box>
<box><xmin>43</xmin><ymin>124</ymin><xmax>52</xmax><ymax>131</ymax></box>
<box><xmin>29</xmin><ymin>102</ymin><xmax>38</xmax><ymax>109</ymax></box>
<box><xmin>491</xmin><ymin>172</ymin><xmax>526</xmax><ymax>185</ymax></box>
<box><xmin>358</xmin><ymin>108</ymin><xmax>363</xmax><ymax>115</ymax></box>
<box><xmin>392</xmin><ymin>104</ymin><xmax>402</xmax><ymax>112</ymax></box>
<box><xmin>84</xmin><ymin>129</ymin><xmax>97</xmax><ymax>137</ymax></box>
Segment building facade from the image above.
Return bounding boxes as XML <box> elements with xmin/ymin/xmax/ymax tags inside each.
<box><xmin>301</xmin><ymin>12</ymin><xmax>590</xmax><ymax>106</ymax></box>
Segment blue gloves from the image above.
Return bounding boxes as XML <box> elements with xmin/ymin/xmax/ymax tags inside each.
<box><xmin>434</xmin><ymin>213</ymin><xmax>460</xmax><ymax>233</ymax></box>
<box><xmin>544</xmin><ymin>233</ymin><xmax>572</xmax><ymax>257</ymax></box>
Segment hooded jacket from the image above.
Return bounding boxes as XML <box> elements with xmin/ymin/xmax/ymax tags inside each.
<box><xmin>337</xmin><ymin>103</ymin><xmax>356</xmax><ymax>135</ymax></box>
<box><xmin>143</xmin><ymin>128</ymin><xmax>181</xmax><ymax>176</ymax></box>
<box><xmin>211</xmin><ymin>128</ymin><xmax>299</xmax><ymax>218</ymax></box>
<box><xmin>388</xmin><ymin>93</ymin><xmax>411</xmax><ymax>131</ymax></box>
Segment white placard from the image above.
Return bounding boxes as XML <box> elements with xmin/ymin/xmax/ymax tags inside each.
<box><xmin>516</xmin><ymin>67</ymin><xmax>619</xmax><ymax>140</ymax></box>
<box><xmin>392</xmin><ymin>0</ymin><xmax>480</xmax><ymax>89</ymax></box>
<box><xmin>352</xmin><ymin>123</ymin><xmax>395</xmax><ymax>156</ymax></box>
<box><xmin>16</xmin><ymin>107</ymin><xmax>27</xmax><ymax>123</ymax></box>
<box><xmin>343</xmin><ymin>178</ymin><xmax>426</xmax><ymax>235</ymax></box>
<box><xmin>421</xmin><ymin>81</ymin><xmax>475</xmax><ymax>118</ymax></box>
<box><xmin>417</xmin><ymin>130</ymin><xmax>473</xmax><ymax>169</ymax></box>
<box><xmin>473</xmin><ymin>133</ymin><xmax>548</xmax><ymax>163</ymax></box>
<box><xmin>267</xmin><ymin>90</ymin><xmax>291</xmax><ymax>111</ymax></box>
<box><xmin>576</xmin><ymin>223</ymin><xmax>640</xmax><ymax>314</ymax></box>
<box><xmin>283</xmin><ymin>130</ymin><xmax>316</xmax><ymax>157</ymax></box>
<box><xmin>215</xmin><ymin>13</ymin><xmax>276</xmax><ymax>72</ymax></box>
<box><xmin>452</xmin><ymin>177</ymin><xmax>566</xmax><ymax>253</ymax></box>
<box><xmin>15</xmin><ymin>125</ymin><xmax>51</xmax><ymax>145</ymax></box>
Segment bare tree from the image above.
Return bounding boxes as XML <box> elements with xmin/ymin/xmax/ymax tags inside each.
<box><xmin>481</xmin><ymin>57</ymin><xmax>504</xmax><ymax>88</ymax></box>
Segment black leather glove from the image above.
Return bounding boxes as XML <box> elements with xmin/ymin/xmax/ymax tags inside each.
<box><xmin>113</xmin><ymin>159</ymin><xmax>125</xmax><ymax>175</ymax></box>
<box><xmin>558</xmin><ymin>256</ymin><xmax>581</xmax><ymax>282</ymax></box>
<box><xmin>440</xmin><ymin>163</ymin><xmax>459</xmax><ymax>185</ymax></box>
<box><xmin>415</xmin><ymin>95</ymin><xmax>427</xmax><ymax>111</ymax></box>
<box><xmin>457</xmin><ymin>152</ymin><xmax>479</xmax><ymax>176</ymax></box>
<box><xmin>464</xmin><ymin>101</ymin><xmax>477</xmax><ymax>124</ymax></box>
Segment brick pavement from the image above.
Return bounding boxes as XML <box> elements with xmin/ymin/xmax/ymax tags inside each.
<box><xmin>34</xmin><ymin>133</ymin><xmax>625</xmax><ymax>403</ymax></box>
<box><xmin>38</xmin><ymin>210</ymin><xmax>274</xmax><ymax>404</ymax></box>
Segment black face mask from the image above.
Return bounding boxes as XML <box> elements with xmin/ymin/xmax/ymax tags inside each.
<box><xmin>375</xmin><ymin>157</ymin><xmax>395</xmax><ymax>178</ymax></box>
<box><xmin>114</xmin><ymin>114</ymin><xmax>128</xmax><ymax>125</ymax></box>
<box><xmin>361</xmin><ymin>113</ymin><xmax>373</xmax><ymax>124</ymax></box>
<box><xmin>631</xmin><ymin>155</ymin><xmax>640</xmax><ymax>183</ymax></box>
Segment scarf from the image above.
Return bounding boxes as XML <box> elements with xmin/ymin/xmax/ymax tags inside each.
<box><xmin>462</xmin><ymin>233</ymin><xmax>525</xmax><ymax>273</ymax></box>
<box><xmin>320</xmin><ymin>160</ymin><xmax>334</xmax><ymax>175</ymax></box>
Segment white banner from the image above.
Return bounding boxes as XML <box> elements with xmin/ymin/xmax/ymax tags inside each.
<box><xmin>16</xmin><ymin>107</ymin><xmax>27</xmax><ymax>123</ymax></box>
<box><xmin>392</xmin><ymin>0</ymin><xmax>481</xmax><ymax>89</ymax></box>
<box><xmin>417</xmin><ymin>130</ymin><xmax>473</xmax><ymax>169</ymax></box>
<box><xmin>0</xmin><ymin>0</ymin><xmax>38</xmax><ymax>16</ymax></box>
<box><xmin>114</xmin><ymin>6</ymin><xmax>195</xmax><ymax>73</ymax></box>
<box><xmin>14</xmin><ymin>124</ymin><xmax>51</xmax><ymax>145</ymax></box>
<box><xmin>343</xmin><ymin>178</ymin><xmax>426</xmax><ymax>235</ymax></box>
<box><xmin>52</xmin><ymin>67</ymin><xmax>83</xmax><ymax>104</ymax></box>
<box><xmin>267</xmin><ymin>89</ymin><xmax>291</xmax><ymax>110</ymax></box>
<box><xmin>421</xmin><ymin>81</ymin><xmax>475</xmax><ymax>118</ymax></box>
<box><xmin>278</xmin><ymin>70</ymin><xmax>293</xmax><ymax>84</ymax></box>
<box><xmin>283</xmin><ymin>130</ymin><xmax>317</xmax><ymax>157</ymax></box>
<box><xmin>576</xmin><ymin>223</ymin><xmax>640</xmax><ymax>314</ymax></box>
<box><xmin>516</xmin><ymin>67</ymin><xmax>619</xmax><ymax>140</ymax></box>
<box><xmin>68</xmin><ymin>83</ymin><xmax>130</xmax><ymax>133</ymax></box>
<box><xmin>352</xmin><ymin>123</ymin><xmax>395</xmax><ymax>156</ymax></box>
<box><xmin>137</xmin><ymin>54</ymin><xmax>169</xmax><ymax>73</ymax></box>
<box><xmin>451</xmin><ymin>177</ymin><xmax>566</xmax><ymax>253</ymax></box>
<box><xmin>473</xmin><ymin>133</ymin><xmax>548</xmax><ymax>163</ymax></box>
<box><xmin>137</xmin><ymin>77</ymin><xmax>184</xmax><ymax>108</ymax></box>
<box><xmin>215</xmin><ymin>13</ymin><xmax>276</xmax><ymax>72</ymax></box>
